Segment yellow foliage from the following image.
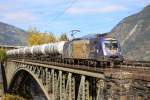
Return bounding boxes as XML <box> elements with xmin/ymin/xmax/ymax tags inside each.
<box><xmin>27</xmin><ymin>28</ymin><xmax>56</xmax><ymax>46</ymax></box>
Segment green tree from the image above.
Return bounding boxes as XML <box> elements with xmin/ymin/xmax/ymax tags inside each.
<box><xmin>59</xmin><ymin>33</ymin><xmax>69</xmax><ymax>41</ymax></box>
<box><xmin>0</xmin><ymin>48</ymin><xmax>6</xmax><ymax>62</ymax></box>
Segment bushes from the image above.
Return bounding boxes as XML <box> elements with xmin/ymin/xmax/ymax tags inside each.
<box><xmin>0</xmin><ymin>48</ymin><xmax>6</xmax><ymax>62</ymax></box>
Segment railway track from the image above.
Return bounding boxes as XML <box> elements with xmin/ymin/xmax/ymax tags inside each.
<box><xmin>121</xmin><ymin>60</ymin><xmax>150</xmax><ymax>69</ymax></box>
<box><xmin>9</xmin><ymin>58</ymin><xmax>150</xmax><ymax>74</ymax></box>
<box><xmin>12</xmin><ymin>59</ymin><xmax>105</xmax><ymax>74</ymax></box>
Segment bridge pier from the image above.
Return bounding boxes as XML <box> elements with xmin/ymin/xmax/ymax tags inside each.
<box><xmin>0</xmin><ymin>62</ymin><xmax>7</xmax><ymax>93</ymax></box>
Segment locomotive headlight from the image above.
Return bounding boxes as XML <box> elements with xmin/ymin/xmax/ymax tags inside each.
<box><xmin>96</xmin><ymin>49</ymin><xmax>99</xmax><ymax>53</ymax></box>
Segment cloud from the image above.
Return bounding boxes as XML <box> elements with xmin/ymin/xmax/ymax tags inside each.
<box><xmin>135</xmin><ymin>0</ymin><xmax>150</xmax><ymax>6</ymax></box>
<box><xmin>0</xmin><ymin>0</ymin><xmax>148</xmax><ymax>34</ymax></box>
<box><xmin>0</xmin><ymin>0</ymin><xmax>73</xmax><ymax>25</ymax></box>
<box><xmin>1</xmin><ymin>11</ymin><xmax>36</xmax><ymax>24</ymax></box>
<box><xmin>66</xmin><ymin>5</ymin><xmax>126</xmax><ymax>14</ymax></box>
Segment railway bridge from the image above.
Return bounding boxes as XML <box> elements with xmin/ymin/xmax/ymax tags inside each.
<box><xmin>1</xmin><ymin>59</ymin><xmax>150</xmax><ymax>100</ymax></box>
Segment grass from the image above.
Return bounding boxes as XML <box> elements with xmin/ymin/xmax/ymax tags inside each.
<box><xmin>2</xmin><ymin>94</ymin><xmax>26</xmax><ymax>100</ymax></box>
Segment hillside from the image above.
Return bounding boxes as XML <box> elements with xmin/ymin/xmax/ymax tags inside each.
<box><xmin>0</xmin><ymin>22</ymin><xmax>27</xmax><ymax>46</ymax></box>
<box><xmin>110</xmin><ymin>5</ymin><xmax>150</xmax><ymax>61</ymax></box>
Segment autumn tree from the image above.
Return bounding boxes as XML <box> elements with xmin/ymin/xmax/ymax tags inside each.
<box><xmin>27</xmin><ymin>28</ymin><xmax>56</xmax><ymax>46</ymax></box>
<box><xmin>59</xmin><ymin>33</ymin><xmax>69</xmax><ymax>41</ymax></box>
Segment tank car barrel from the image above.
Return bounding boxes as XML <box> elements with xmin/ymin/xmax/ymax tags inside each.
<box><xmin>6</xmin><ymin>41</ymin><xmax>67</xmax><ymax>57</ymax></box>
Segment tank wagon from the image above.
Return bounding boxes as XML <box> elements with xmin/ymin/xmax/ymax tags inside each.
<box><xmin>7</xmin><ymin>34</ymin><xmax>123</xmax><ymax>67</ymax></box>
<box><xmin>7</xmin><ymin>41</ymin><xmax>66</xmax><ymax>57</ymax></box>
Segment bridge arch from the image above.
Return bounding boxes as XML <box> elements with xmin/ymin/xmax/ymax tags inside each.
<box><xmin>5</xmin><ymin>60</ymin><xmax>106</xmax><ymax>100</ymax></box>
<box><xmin>8</xmin><ymin>67</ymin><xmax>49</xmax><ymax>100</ymax></box>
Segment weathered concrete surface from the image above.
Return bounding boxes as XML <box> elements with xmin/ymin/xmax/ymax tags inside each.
<box><xmin>104</xmin><ymin>68</ymin><xmax>150</xmax><ymax>100</ymax></box>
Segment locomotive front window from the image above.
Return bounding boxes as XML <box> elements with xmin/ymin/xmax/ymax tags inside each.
<box><xmin>104</xmin><ymin>40</ymin><xmax>118</xmax><ymax>50</ymax></box>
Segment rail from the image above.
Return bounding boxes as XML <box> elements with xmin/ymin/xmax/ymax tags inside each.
<box><xmin>7</xmin><ymin>58</ymin><xmax>150</xmax><ymax>71</ymax></box>
<box><xmin>122</xmin><ymin>60</ymin><xmax>150</xmax><ymax>67</ymax></box>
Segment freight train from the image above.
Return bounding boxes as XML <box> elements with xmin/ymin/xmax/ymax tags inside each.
<box><xmin>7</xmin><ymin>34</ymin><xmax>123</xmax><ymax>67</ymax></box>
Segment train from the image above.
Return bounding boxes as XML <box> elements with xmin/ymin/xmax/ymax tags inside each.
<box><xmin>7</xmin><ymin>34</ymin><xmax>123</xmax><ymax>67</ymax></box>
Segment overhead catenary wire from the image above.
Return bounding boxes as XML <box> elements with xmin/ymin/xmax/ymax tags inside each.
<box><xmin>41</xmin><ymin>0</ymin><xmax>78</xmax><ymax>38</ymax></box>
<box><xmin>51</xmin><ymin>0</ymin><xmax>78</xmax><ymax>21</ymax></box>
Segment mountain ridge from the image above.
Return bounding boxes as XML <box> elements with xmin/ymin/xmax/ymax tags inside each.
<box><xmin>0</xmin><ymin>21</ymin><xmax>27</xmax><ymax>46</ymax></box>
<box><xmin>110</xmin><ymin>5</ymin><xmax>150</xmax><ymax>60</ymax></box>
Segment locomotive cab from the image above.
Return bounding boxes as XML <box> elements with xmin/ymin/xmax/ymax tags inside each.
<box><xmin>102</xmin><ymin>37</ymin><xmax>122</xmax><ymax>60</ymax></box>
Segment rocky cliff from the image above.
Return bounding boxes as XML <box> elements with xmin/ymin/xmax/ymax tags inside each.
<box><xmin>110</xmin><ymin>5</ymin><xmax>150</xmax><ymax>60</ymax></box>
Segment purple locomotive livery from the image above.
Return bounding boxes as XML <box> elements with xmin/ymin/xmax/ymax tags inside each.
<box><xmin>63</xmin><ymin>33</ymin><xmax>123</xmax><ymax>62</ymax></box>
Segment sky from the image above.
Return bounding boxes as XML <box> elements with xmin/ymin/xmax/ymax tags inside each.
<box><xmin>0</xmin><ymin>0</ymin><xmax>150</xmax><ymax>37</ymax></box>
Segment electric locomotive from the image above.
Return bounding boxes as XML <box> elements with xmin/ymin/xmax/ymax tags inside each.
<box><xmin>63</xmin><ymin>34</ymin><xmax>122</xmax><ymax>62</ymax></box>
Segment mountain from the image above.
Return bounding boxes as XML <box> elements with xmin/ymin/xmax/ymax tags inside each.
<box><xmin>0</xmin><ymin>22</ymin><xmax>27</xmax><ymax>46</ymax></box>
<box><xmin>109</xmin><ymin>5</ymin><xmax>150</xmax><ymax>61</ymax></box>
